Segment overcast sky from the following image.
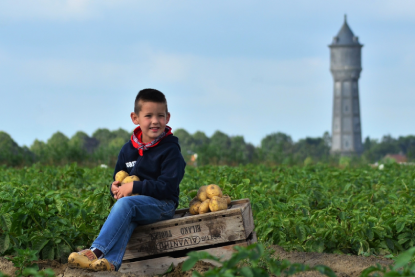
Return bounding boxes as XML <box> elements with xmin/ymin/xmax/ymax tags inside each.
<box><xmin>1</xmin><ymin>0</ymin><xmax>414</xmax><ymax>147</ymax></box>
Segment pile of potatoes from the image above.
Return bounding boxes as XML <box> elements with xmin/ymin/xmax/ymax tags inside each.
<box><xmin>114</xmin><ymin>170</ymin><xmax>140</xmax><ymax>196</ymax></box>
<box><xmin>189</xmin><ymin>184</ymin><xmax>231</xmax><ymax>215</ymax></box>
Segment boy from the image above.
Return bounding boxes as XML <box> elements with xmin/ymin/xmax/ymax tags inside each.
<box><xmin>68</xmin><ymin>88</ymin><xmax>186</xmax><ymax>271</ymax></box>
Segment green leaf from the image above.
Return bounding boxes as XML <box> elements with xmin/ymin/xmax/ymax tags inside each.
<box><xmin>313</xmin><ymin>265</ymin><xmax>337</xmax><ymax>277</ymax></box>
<box><xmin>296</xmin><ymin>225</ymin><xmax>306</xmax><ymax>242</ymax></box>
<box><xmin>182</xmin><ymin>256</ymin><xmax>199</xmax><ymax>272</ymax></box>
<box><xmin>385</xmin><ymin>238</ymin><xmax>394</xmax><ymax>251</ymax></box>
<box><xmin>392</xmin><ymin>247</ymin><xmax>415</xmax><ymax>270</ymax></box>
<box><xmin>313</xmin><ymin>240</ymin><xmax>325</xmax><ymax>253</ymax></box>
<box><xmin>0</xmin><ymin>234</ymin><xmax>10</xmax><ymax>254</ymax></box>
<box><xmin>42</xmin><ymin>243</ymin><xmax>55</xmax><ymax>260</ymax></box>
<box><xmin>396</xmin><ymin>221</ymin><xmax>405</xmax><ymax>233</ymax></box>
<box><xmin>263</xmin><ymin>227</ymin><xmax>274</xmax><ymax>238</ymax></box>
<box><xmin>161</xmin><ymin>263</ymin><xmax>175</xmax><ymax>274</ymax></box>
<box><xmin>238</xmin><ymin>267</ymin><xmax>254</xmax><ymax>277</ymax></box>
<box><xmin>0</xmin><ymin>214</ymin><xmax>12</xmax><ymax>232</ymax></box>
<box><xmin>398</xmin><ymin>237</ymin><xmax>410</xmax><ymax>245</ymax></box>
<box><xmin>366</xmin><ymin>228</ymin><xmax>374</xmax><ymax>241</ymax></box>
<box><xmin>56</xmin><ymin>243</ymin><xmax>71</xmax><ymax>263</ymax></box>
<box><xmin>191</xmin><ymin>271</ymin><xmax>203</xmax><ymax>277</ymax></box>
<box><xmin>32</xmin><ymin>238</ymin><xmax>50</xmax><ymax>252</ymax></box>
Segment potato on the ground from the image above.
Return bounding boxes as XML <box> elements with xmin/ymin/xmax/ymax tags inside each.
<box><xmin>115</xmin><ymin>170</ymin><xmax>129</xmax><ymax>182</ymax></box>
<box><xmin>197</xmin><ymin>186</ymin><xmax>208</xmax><ymax>201</ymax></box>
<box><xmin>209</xmin><ymin>196</ymin><xmax>228</xmax><ymax>212</ymax></box>
<box><xmin>223</xmin><ymin>195</ymin><xmax>231</xmax><ymax>205</ymax></box>
<box><xmin>189</xmin><ymin>200</ymin><xmax>202</xmax><ymax>215</ymax></box>
<box><xmin>199</xmin><ymin>199</ymin><xmax>210</xmax><ymax>214</ymax></box>
<box><xmin>122</xmin><ymin>175</ymin><xmax>140</xmax><ymax>184</ymax></box>
<box><xmin>206</xmin><ymin>184</ymin><xmax>223</xmax><ymax>199</ymax></box>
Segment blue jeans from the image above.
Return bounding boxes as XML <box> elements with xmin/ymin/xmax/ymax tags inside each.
<box><xmin>91</xmin><ymin>195</ymin><xmax>176</xmax><ymax>271</ymax></box>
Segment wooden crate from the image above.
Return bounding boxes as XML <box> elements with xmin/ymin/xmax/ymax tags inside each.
<box><xmin>119</xmin><ymin>198</ymin><xmax>256</xmax><ymax>275</ymax></box>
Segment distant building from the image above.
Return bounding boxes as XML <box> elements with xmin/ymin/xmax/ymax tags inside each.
<box><xmin>329</xmin><ymin>15</ymin><xmax>363</xmax><ymax>155</ymax></box>
<box><xmin>384</xmin><ymin>154</ymin><xmax>407</xmax><ymax>163</ymax></box>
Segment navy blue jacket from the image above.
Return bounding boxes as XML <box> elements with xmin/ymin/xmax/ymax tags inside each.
<box><xmin>111</xmin><ymin>135</ymin><xmax>186</xmax><ymax>207</ymax></box>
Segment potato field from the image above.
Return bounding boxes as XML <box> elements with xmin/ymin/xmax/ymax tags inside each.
<box><xmin>1</xmin><ymin>163</ymin><xmax>415</xmax><ymax>276</ymax></box>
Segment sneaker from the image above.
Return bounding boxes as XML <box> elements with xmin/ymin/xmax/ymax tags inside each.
<box><xmin>68</xmin><ymin>249</ymin><xmax>97</xmax><ymax>269</ymax></box>
<box><xmin>90</xmin><ymin>258</ymin><xmax>115</xmax><ymax>271</ymax></box>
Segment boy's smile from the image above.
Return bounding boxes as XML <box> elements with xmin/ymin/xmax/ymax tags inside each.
<box><xmin>131</xmin><ymin>101</ymin><xmax>170</xmax><ymax>143</ymax></box>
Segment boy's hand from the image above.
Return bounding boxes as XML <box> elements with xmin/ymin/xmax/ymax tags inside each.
<box><xmin>114</xmin><ymin>182</ymin><xmax>133</xmax><ymax>200</ymax></box>
<box><xmin>111</xmin><ymin>181</ymin><xmax>121</xmax><ymax>196</ymax></box>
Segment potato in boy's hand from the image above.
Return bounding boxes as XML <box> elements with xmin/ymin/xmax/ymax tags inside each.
<box><xmin>114</xmin><ymin>171</ymin><xmax>140</xmax><ymax>197</ymax></box>
<box><xmin>115</xmin><ymin>170</ymin><xmax>129</xmax><ymax>182</ymax></box>
<box><xmin>122</xmin><ymin>175</ymin><xmax>140</xmax><ymax>184</ymax></box>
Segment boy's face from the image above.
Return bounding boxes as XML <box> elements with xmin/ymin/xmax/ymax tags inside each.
<box><xmin>131</xmin><ymin>101</ymin><xmax>170</xmax><ymax>143</ymax></box>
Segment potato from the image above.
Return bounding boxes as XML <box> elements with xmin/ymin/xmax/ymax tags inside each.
<box><xmin>189</xmin><ymin>196</ymin><xmax>199</xmax><ymax>207</ymax></box>
<box><xmin>121</xmin><ymin>175</ymin><xmax>140</xmax><ymax>184</ymax></box>
<box><xmin>115</xmin><ymin>170</ymin><xmax>129</xmax><ymax>182</ymax></box>
<box><xmin>197</xmin><ymin>186</ymin><xmax>208</xmax><ymax>202</ymax></box>
<box><xmin>119</xmin><ymin>175</ymin><xmax>140</xmax><ymax>196</ymax></box>
<box><xmin>199</xmin><ymin>199</ymin><xmax>210</xmax><ymax>214</ymax></box>
<box><xmin>223</xmin><ymin>195</ymin><xmax>231</xmax><ymax>205</ymax></box>
<box><xmin>206</xmin><ymin>184</ymin><xmax>223</xmax><ymax>199</ymax></box>
<box><xmin>209</xmin><ymin>196</ymin><xmax>228</xmax><ymax>212</ymax></box>
<box><xmin>189</xmin><ymin>200</ymin><xmax>202</xmax><ymax>215</ymax></box>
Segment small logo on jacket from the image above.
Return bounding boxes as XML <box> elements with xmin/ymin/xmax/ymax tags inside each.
<box><xmin>126</xmin><ymin>161</ymin><xmax>136</xmax><ymax>168</ymax></box>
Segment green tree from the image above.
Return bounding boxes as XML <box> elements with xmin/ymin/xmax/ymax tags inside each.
<box><xmin>208</xmin><ymin>131</ymin><xmax>231</xmax><ymax>165</ymax></box>
<box><xmin>175</xmin><ymin>129</ymin><xmax>194</xmax><ymax>161</ymax></box>
<box><xmin>398</xmin><ymin>135</ymin><xmax>415</xmax><ymax>161</ymax></box>
<box><xmin>190</xmin><ymin>131</ymin><xmax>211</xmax><ymax>166</ymax></box>
<box><xmin>192</xmin><ymin>131</ymin><xmax>210</xmax><ymax>147</ymax></box>
<box><xmin>228</xmin><ymin>136</ymin><xmax>255</xmax><ymax>165</ymax></box>
<box><xmin>30</xmin><ymin>139</ymin><xmax>48</xmax><ymax>163</ymax></box>
<box><xmin>293</xmin><ymin>137</ymin><xmax>330</xmax><ymax>163</ymax></box>
<box><xmin>69</xmin><ymin>131</ymin><xmax>99</xmax><ymax>163</ymax></box>
<box><xmin>362</xmin><ymin>135</ymin><xmax>400</xmax><ymax>162</ymax></box>
<box><xmin>0</xmin><ymin>131</ymin><xmax>29</xmax><ymax>166</ymax></box>
<box><xmin>92</xmin><ymin>128</ymin><xmax>115</xmax><ymax>147</ymax></box>
<box><xmin>260</xmin><ymin>132</ymin><xmax>293</xmax><ymax>164</ymax></box>
<box><xmin>112</xmin><ymin>128</ymin><xmax>130</xmax><ymax>142</ymax></box>
<box><xmin>91</xmin><ymin>128</ymin><xmax>130</xmax><ymax>167</ymax></box>
<box><xmin>45</xmin><ymin>132</ymin><xmax>70</xmax><ymax>164</ymax></box>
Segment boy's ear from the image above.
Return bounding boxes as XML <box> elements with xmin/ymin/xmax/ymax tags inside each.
<box><xmin>166</xmin><ymin>112</ymin><xmax>171</xmax><ymax>124</ymax></box>
<box><xmin>131</xmin><ymin>112</ymin><xmax>140</xmax><ymax>125</ymax></box>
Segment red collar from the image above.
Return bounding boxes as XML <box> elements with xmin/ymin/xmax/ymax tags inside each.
<box><xmin>131</xmin><ymin>126</ymin><xmax>172</xmax><ymax>156</ymax></box>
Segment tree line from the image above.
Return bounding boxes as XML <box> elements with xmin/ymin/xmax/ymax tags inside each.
<box><xmin>0</xmin><ymin>129</ymin><xmax>414</xmax><ymax>167</ymax></box>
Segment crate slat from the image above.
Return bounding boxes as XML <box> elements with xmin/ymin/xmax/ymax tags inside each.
<box><xmin>123</xmin><ymin>199</ymin><xmax>253</xmax><ymax>260</ymax></box>
<box><xmin>119</xmin><ymin>234</ymin><xmax>256</xmax><ymax>275</ymax></box>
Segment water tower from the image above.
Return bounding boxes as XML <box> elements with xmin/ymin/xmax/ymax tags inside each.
<box><xmin>329</xmin><ymin>15</ymin><xmax>363</xmax><ymax>155</ymax></box>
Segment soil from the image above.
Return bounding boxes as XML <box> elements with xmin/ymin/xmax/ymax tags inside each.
<box><xmin>0</xmin><ymin>247</ymin><xmax>394</xmax><ymax>277</ymax></box>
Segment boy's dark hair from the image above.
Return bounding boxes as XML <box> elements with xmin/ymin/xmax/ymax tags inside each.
<box><xmin>134</xmin><ymin>88</ymin><xmax>168</xmax><ymax>114</ymax></box>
